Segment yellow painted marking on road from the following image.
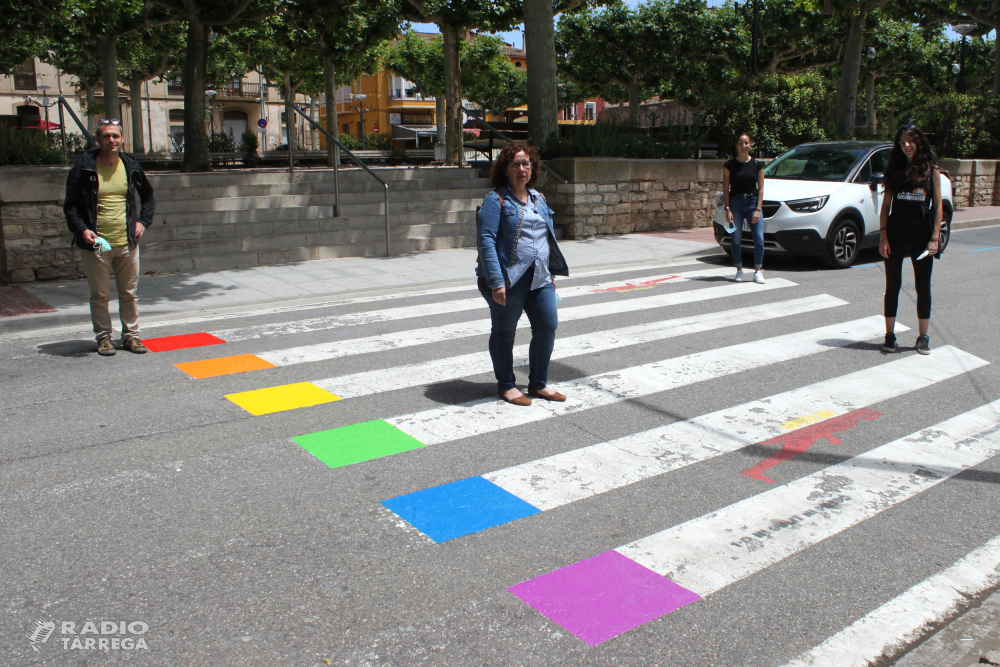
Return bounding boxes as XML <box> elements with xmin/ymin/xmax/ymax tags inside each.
<box><xmin>226</xmin><ymin>382</ymin><xmax>341</xmax><ymax>416</ymax></box>
<box><xmin>781</xmin><ymin>409</ymin><xmax>839</xmax><ymax>430</ymax></box>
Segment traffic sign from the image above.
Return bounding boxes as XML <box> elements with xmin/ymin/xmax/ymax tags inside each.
<box><xmin>372</xmin><ymin>125</ymin><xmax>380</xmax><ymax>133</ymax></box>
<box><xmin>257</xmin><ymin>118</ymin><xmax>267</xmax><ymax>129</ymax></box>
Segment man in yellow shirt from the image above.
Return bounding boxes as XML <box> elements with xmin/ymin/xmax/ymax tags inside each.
<box><xmin>64</xmin><ymin>119</ymin><xmax>155</xmax><ymax>356</ymax></box>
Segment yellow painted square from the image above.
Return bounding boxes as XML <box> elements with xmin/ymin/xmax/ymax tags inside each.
<box><xmin>226</xmin><ymin>382</ymin><xmax>341</xmax><ymax>416</ymax></box>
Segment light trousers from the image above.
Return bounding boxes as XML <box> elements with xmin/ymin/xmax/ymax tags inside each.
<box><xmin>80</xmin><ymin>244</ymin><xmax>141</xmax><ymax>341</ymax></box>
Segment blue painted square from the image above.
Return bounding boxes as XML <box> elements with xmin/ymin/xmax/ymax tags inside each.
<box><xmin>382</xmin><ymin>476</ymin><xmax>541</xmax><ymax>543</ymax></box>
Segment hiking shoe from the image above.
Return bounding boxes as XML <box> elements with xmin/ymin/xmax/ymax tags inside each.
<box><xmin>753</xmin><ymin>270</ymin><xmax>765</xmax><ymax>284</ymax></box>
<box><xmin>123</xmin><ymin>337</ymin><xmax>148</xmax><ymax>354</ymax></box>
<box><xmin>881</xmin><ymin>333</ymin><xmax>897</xmax><ymax>353</ymax></box>
<box><xmin>734</xmin><ymin>268</ymin><xmax>745</xmax><ymax>282</ymax></box>
<box><xmin>97</xmin><ymin>337</ymin><xmax>116</xmax><ymax>356</ymax></box>
<box><xmin>916</xmin><ymin>335</ymin><xmax>931</xmax><ymax>355</ymax></box>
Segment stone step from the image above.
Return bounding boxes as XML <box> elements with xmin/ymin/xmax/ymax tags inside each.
<box><xmin>151</xmin><ymin>177</ymin><xmax>493</xmax><ymax>202</ymax></box>
<box><xmin>152</xmin><ymin>210</ymin><xmax>476</xmax><ymax>241</ymax></box>
<box><xmin>153</xmin><ymin>188</ymin><xmax>489</xmax><ymax>212</ymax></box>
<box><xmin>145</xmin><ymin>166</ymin><xmax>483</xmax><ymax>190</ymax></box>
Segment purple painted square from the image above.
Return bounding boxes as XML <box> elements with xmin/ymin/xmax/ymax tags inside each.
<box><xmin>508</xmin><ymin>550</ymin><xmax>701</xmax><ymax>646</ymax></box>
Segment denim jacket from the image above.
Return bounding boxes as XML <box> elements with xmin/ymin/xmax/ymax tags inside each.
<box><xmin>475</xmin><ymin>188</ymin><xmax>569</xmax><ymax>289</ymax></box>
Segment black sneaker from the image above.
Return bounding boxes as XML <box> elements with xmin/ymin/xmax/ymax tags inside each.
<box><xmin>916</xmin><ymin>335</ymin><xmax>931</xmax><ymax>355</ymax></box>
<box><xmin>881</xmin><ymin>333</ymin><xmax>897</xmax><ymax>352</ymax></box>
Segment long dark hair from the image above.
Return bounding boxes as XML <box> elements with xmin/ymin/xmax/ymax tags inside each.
<box><xmin>884</xmin><ymin>124</ymin><xmax>938</xmax><ymax>195</ymax></box>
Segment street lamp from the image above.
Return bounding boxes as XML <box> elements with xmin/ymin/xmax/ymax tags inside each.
<box><xmin>953</xmin><ymin>23</ymin><xmax>976</xmax><ymax>94</ymax></box>
<box><xmin>351</xmin><ymin>93</ymin><xmax>370</xmax><ymax>149</ymax></box>
<box><xmin>735</xmin><ymin>0</ymin><xmax>781</xmax><ymax>77</ymax></box>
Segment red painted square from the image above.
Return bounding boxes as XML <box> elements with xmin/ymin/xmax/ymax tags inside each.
<box><xmin>143</xmin><ymin>332</ymin><xmax>227</xmax><ymax>353</ymax></box>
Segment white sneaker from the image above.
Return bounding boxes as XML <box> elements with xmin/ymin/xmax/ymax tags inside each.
<box><xmin>734</xmin><ymin>268</ymin><xmax>744</xmax><ymax>282</ymax></box>
<box><xmin>753</xmin><ymin>270</ymin><xmax>765</xmax><ymax>284</ymax></box>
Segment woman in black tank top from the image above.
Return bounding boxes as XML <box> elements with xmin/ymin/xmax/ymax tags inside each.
<box><xmin>877</xmin><ymin>124</ymin><xmax>942</xmax><ymax>355</ymax></box>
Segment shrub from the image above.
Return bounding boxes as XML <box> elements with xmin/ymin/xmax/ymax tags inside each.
<box><xmin>0</xmin><ymin>126</ymin><xmax>67</xmax><ymax>165</ymax></box>
<box><xmin>914</xmin><ymin>94</ymin><xmax>996</xmax><ymax>159</ymax></box>
<box><xmin>238</xmin><ymin>129</ymin><xmax>259</xmax><ymax>155</ymax></box>
<box><xmin>541</xmin><ymin>113</ymin><xmax>702</xmax><ymax>160</ymax></box>
<box><xmin>208</xmin><ymin>128</ymin><xmax>236</xmax><ymax>152</ymax></box>
<box><xmin>170</xmin><ymin>131</ymin><xmax>184</xmax><ymax>153</ymax></box>
<box><xmin>701</xmin><ymin>72</ymin><xmax>833</xmax><ymax>158</ymax></box>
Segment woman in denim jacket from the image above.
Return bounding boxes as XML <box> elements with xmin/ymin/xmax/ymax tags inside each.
<box><xmin>476</xmin><ymin>143</ymin><xmax>569</xmax><ymax>406</ymax></box>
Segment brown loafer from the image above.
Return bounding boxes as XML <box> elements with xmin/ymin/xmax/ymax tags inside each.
<box><xmin>528</xmin><ymin>387</ymin><xmax>566</xmax><ymax>402</ymax></box>
<box><xmin>498</xmin><ymin>389</ymin><xmax>532</xmax><ymax>406</ymax></box>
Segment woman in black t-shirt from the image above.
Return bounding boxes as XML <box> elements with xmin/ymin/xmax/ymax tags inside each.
<box><xmin>722</xmin><ymin>133</ymin><xmax>767</xmax><ymax>283</ymax></box>
<box><xmin>877</xmin><ymin>124</ymin><xmax>942</xmax><ymax>355</ymax></box>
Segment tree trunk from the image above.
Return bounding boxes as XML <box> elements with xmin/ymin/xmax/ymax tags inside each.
<box><xmin>182</xmin><ymin>19</ymin><xmax>211</xmax><ymax>172</ymax></box>
<box><xmin>324</xmin><ymin>55</ymin><xmax>339</xmax><ymax>167</ymax></box>
<box><xmin>129</xmin><ymin>77</ymin><xmax>144</xmax><ymax>154</ymax></box>
<box><xmin>442</xmin><ymin>24</ymin><xmax>463</xmax><ymax>166</ymax></box>
<box><xmin>628</xmin><ymin>78</ymin><xmax>640</xmax><ymax>123</ymax></box>
<box><xmin>436</xmin><ymin>96</ymin><xmax>446</xmax><ymax>150</ymax></box>
<box><xmin>994</xmin><ymin>34</ymin><xmax>1000</xmax><ymax>96</ymax></box>
<box><xmin>835</xmin><ymin>12</ymin><xmax>866</xmax><ymax>139</ymax></box>
<box><xmin>865</xmin><ymin>73</ymin><xmax>877</xmax><ymax>136</ymax></box>
<box><xmin>99</xmin><ymin>35</ymin><xmax>119</xmax><ymax>121</ymax></box>
<box><xmin>524</xmin><ymin>0</ymin><xmax>559</xmax><ymax>148</ymax></box>
<box><xmin>85</xmin><ymin>82</ymin><xmax>96</xmax><ymax>136</ymax></box>
<box><xmin>284</xmin><ymin>73</ymin><xmax>297</xmax><ymax>150</ymax></box>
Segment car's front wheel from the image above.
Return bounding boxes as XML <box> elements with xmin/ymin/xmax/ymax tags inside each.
<box><xmin>823</xmin><ymin>219</ymin><xmax>860</xmax><ymax>269</ymax></box>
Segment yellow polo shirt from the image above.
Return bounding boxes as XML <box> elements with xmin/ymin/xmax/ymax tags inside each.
<box><xmin>96</xmin><ymin>160</ymin><xmax>129</xmax><ymax>247</ymax></box>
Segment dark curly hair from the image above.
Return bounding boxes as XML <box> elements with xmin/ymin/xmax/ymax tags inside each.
<box><xmin>490</xmin><ymin>142</ymin><xmax>541</xmax><ymax>189</ymax></box>
<box><xmin>884</xmin><ymin>124</ymin><xmax>939</xmax><ymax>195</ymax></box>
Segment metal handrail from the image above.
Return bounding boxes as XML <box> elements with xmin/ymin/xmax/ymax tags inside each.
<box><xmin>289</xmin><ymin>104</ymin><xmax>392</xmax><ymax>257</ymax></box>
<box><xmin>465</xmin><ymin>111</ymin><xmax>568</xmax><ymax>183</ymax></box>
<box><xmin>58</xmin><ymin>96</ymin><xmax>96</xmax><ymax>148</ymax></box>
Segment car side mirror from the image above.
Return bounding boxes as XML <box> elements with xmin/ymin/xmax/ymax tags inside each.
<box><xmin>871</xmin><ymin>172</ymin><xmax>883</xmax><ymax>189</ymax></box>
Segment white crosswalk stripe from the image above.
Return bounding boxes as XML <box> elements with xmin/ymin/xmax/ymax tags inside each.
<box><xmin>387</xmin><ymin>316</ymin><xmax>887</xmax><ymax>446</ymax></box>
<box><xmin>253</xmin><ymin>278</ymin><xmax>797</xmax><ymax>367</ymax></box>
<box><xmin>309</xmin><ymin>294</ymin><xmax>845</xmax><ymax>399</ymax></box>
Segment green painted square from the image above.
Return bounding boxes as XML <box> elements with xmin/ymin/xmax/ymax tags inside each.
<box><xmin>292</xmin><ymin>419</ymin><xmax>425</xmax><ymax>469</ymax></box>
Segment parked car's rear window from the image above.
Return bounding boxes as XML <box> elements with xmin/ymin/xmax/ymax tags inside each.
<box><xmin>764</xmin><ymin>145</ymin><xmax>870</xmax><ymax>181</ymax></box>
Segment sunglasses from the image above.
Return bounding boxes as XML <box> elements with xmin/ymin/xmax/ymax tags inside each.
<box><xmin>97</xmin><ymin>118</ymin><xmax>122</xmax><ymax>126</ymax></box>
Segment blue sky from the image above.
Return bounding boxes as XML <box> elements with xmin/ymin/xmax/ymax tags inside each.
<box><xmin>407</xmin><ymin>0</ymin><xmax>975</xmax><ymax>48</ymax></box>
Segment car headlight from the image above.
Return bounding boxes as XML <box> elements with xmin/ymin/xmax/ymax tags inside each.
<box><xmin>786</xmin><ymin>195</ymin><xmax>829</xmax><ymax>212</ymax></box>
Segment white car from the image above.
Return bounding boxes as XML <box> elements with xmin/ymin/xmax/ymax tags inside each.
<box><xmin>713</xmin><ymin>141</ymin><xmax>953</xmax><ymax>268</ymax></box>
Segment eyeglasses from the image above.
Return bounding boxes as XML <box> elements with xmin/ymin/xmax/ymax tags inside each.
<box><xmin>511</xmin><ymin>160</ymin><xmax>532</xmax><ymax>169</ymax></box>
<box><xmin>97</xmin><ymin>118</ymin><xmax>122</xmax><ymax>126</ymax></box>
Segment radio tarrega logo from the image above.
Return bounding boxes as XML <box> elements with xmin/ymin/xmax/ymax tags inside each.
<box><xmin>25</xmin><ymin>620</ymin><xmax>55</xmax><ymax>651</ymax></box>
<box><xmin>25</xmin><ymin>619</ymin><xmax>150</xmax><ymax>652</ymax></box>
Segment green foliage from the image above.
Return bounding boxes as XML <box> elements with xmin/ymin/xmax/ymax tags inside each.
<box><xmin>170</xmin><ymin>130</ymin><xmax>184</xmax><ymax>153</ymax></box>
<box><xmin>914</xmin><ymin>94</ymin><xmax>994</xmax><ymax>158</ymax></box>
<box><xmin>208</xmin><ymin>128</ymin><xmax>237</xmax><ymax>152</ymax></box>
<box><xmin>0</xmin><ymin>127</ymin><xmax>66</xmax><ymax>165</ymax></box>
<box><xmin>385</xmin><ymin>31</ymin><xmax>445</xmax><ymax>98</ymax></box>
<box><xmin>461</xmin><ymin>35</ymin><xmax>527</xmax><ymax>115</ymax></box>
<box><xmin>700</xmin><ymin>72</ymin><xmax>833</xmax><ymax>157</ymax></box>
<box><xmin>541</xmin><ymin>113</ymin><xmax>702</xmax><ymax>160</ymax></box>
<box><xmin>238</xmin><ymin>129</ymin><xmax>259</xmax><ymax>155</ymax></box>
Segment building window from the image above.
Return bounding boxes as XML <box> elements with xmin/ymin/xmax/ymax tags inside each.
<box><xmin>167</xmin><ymin>79</ymin><xmax>184</xmax><ymax>96</ymax></box>
<box><xmin>342</xmin><ymin>123</ymin><xmax>350</xmax><ymax>135</ymax></box>
<box><xmin>515</xmin><ymin>61</ymin><xmax>522</xmax><ymax>68</ymax></box>
<box><xmin>584</xmin><ymin>102</ymin><xmax>596</xmax><ymax>121</ymax></box>
<box><xmin>168</xmin><ymin>108</ymin><xmax>184</xmax><ymax>144</ymax></box>
<box><xmin>14</xmin><ymin>59</ymin><xmax>37</xmax><ymax>91</ymax></box>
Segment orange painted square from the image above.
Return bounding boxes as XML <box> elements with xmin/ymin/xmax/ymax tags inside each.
<box><xmin>175</xmin><ymin>354</ymin><xmax>277</xmax><ymax>379</ymax></box>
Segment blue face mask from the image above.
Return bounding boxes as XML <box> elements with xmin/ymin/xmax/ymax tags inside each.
<box><xmin>93</xmin><ymin>237</ymin><xmax>111</xmax><ymax>253</ymax></box>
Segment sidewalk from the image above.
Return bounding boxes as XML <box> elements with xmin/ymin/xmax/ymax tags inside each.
<box><xmin>0</xmin><ymin>230</ymin><xmax>720</xmax><ymax>337</ymax></box>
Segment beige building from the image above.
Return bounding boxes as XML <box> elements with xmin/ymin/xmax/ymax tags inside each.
<box><xmin>0</xmin><ymin>57</ymin><xmax>316</xmax><ymax>154</ymax></box>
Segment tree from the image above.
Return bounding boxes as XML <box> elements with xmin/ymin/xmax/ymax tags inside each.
<box><xmin>41</xmin><ymin>40</ymin><xmax>104</xmax><ymax>135</ymax></box>
<box><xmin>286</xmin><ymin>0</ymin><xmax>400</xmax><ymax>165</ymax></box>
<box><xmin>118</xmin><ymin>24</ymin><xmax>185</xmax><ymax>153</ymax></box>
<box><xmin>1</xmin><ymin>14</ymin><xmax>45</xmax><ymax>76</ymax></box>
<box><xmin>400</xmin><ymin>0</ymin><xmax>521</xmax><ymax>165</ymax></box>
<box><xmin>385</xmin><ymin>31</ymin><xmax>447</xmax><ymax>149</ymax></box>
<box><xmin>557</xmin><ymin>1</ymin><xmax>685</xmax><ymax>122</ymax></box>
<box><xmin>814</xmin><ymin>0</ymin><xmax>894</xmax><ymax>138</ymax></box>
<box><xmin>148</xmin><ymin>0</ymin><xmax>285</xmax><ymax>172</ymax></box>
<box><xmin>462</xmin><ymin>35</ymin><xmax>527</xmax><ymax>118</ymax></box>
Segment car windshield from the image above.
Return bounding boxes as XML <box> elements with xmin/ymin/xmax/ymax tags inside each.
<box><xmin>764</xmin><ymin>145</ymin><xmax>870</xmax><ymax>182</ymax></box>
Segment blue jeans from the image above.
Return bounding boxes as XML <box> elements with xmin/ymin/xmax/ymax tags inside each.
<box><xmin>478</xmin><ymin>266</ymin><xmax>558</xmax><ymax>392</ymax></box>
<box><xmin>730</xmin><ymin>196</ymin><xmax>764</xmax><ymax>269</ymax></box>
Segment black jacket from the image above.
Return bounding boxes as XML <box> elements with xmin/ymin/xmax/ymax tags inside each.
<box><xmin>64</xmin><ymin>148</ymin><xmax>155</xmax><ymax>250</ymax></box>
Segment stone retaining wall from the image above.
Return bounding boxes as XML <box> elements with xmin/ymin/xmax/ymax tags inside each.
<box><xmin>539</xmin><ymin>158</ymin><xmax>723</xmax><ymax>239</ymax></box>
<box><xmin>0</xmin><ymin>167</ymin><xmax>80</xmax><ymax>284</ymax></box>
<box><xmin>939</xmin><ymin>160</ymin><xmax>1000</xmax><ymax>208</ymax></box>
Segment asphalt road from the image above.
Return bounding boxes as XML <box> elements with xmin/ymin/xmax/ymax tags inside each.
<box><xmin>2</xmin><ymin>226</ymin><xmax>1000</xmax><ymax>666</ymax></box>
